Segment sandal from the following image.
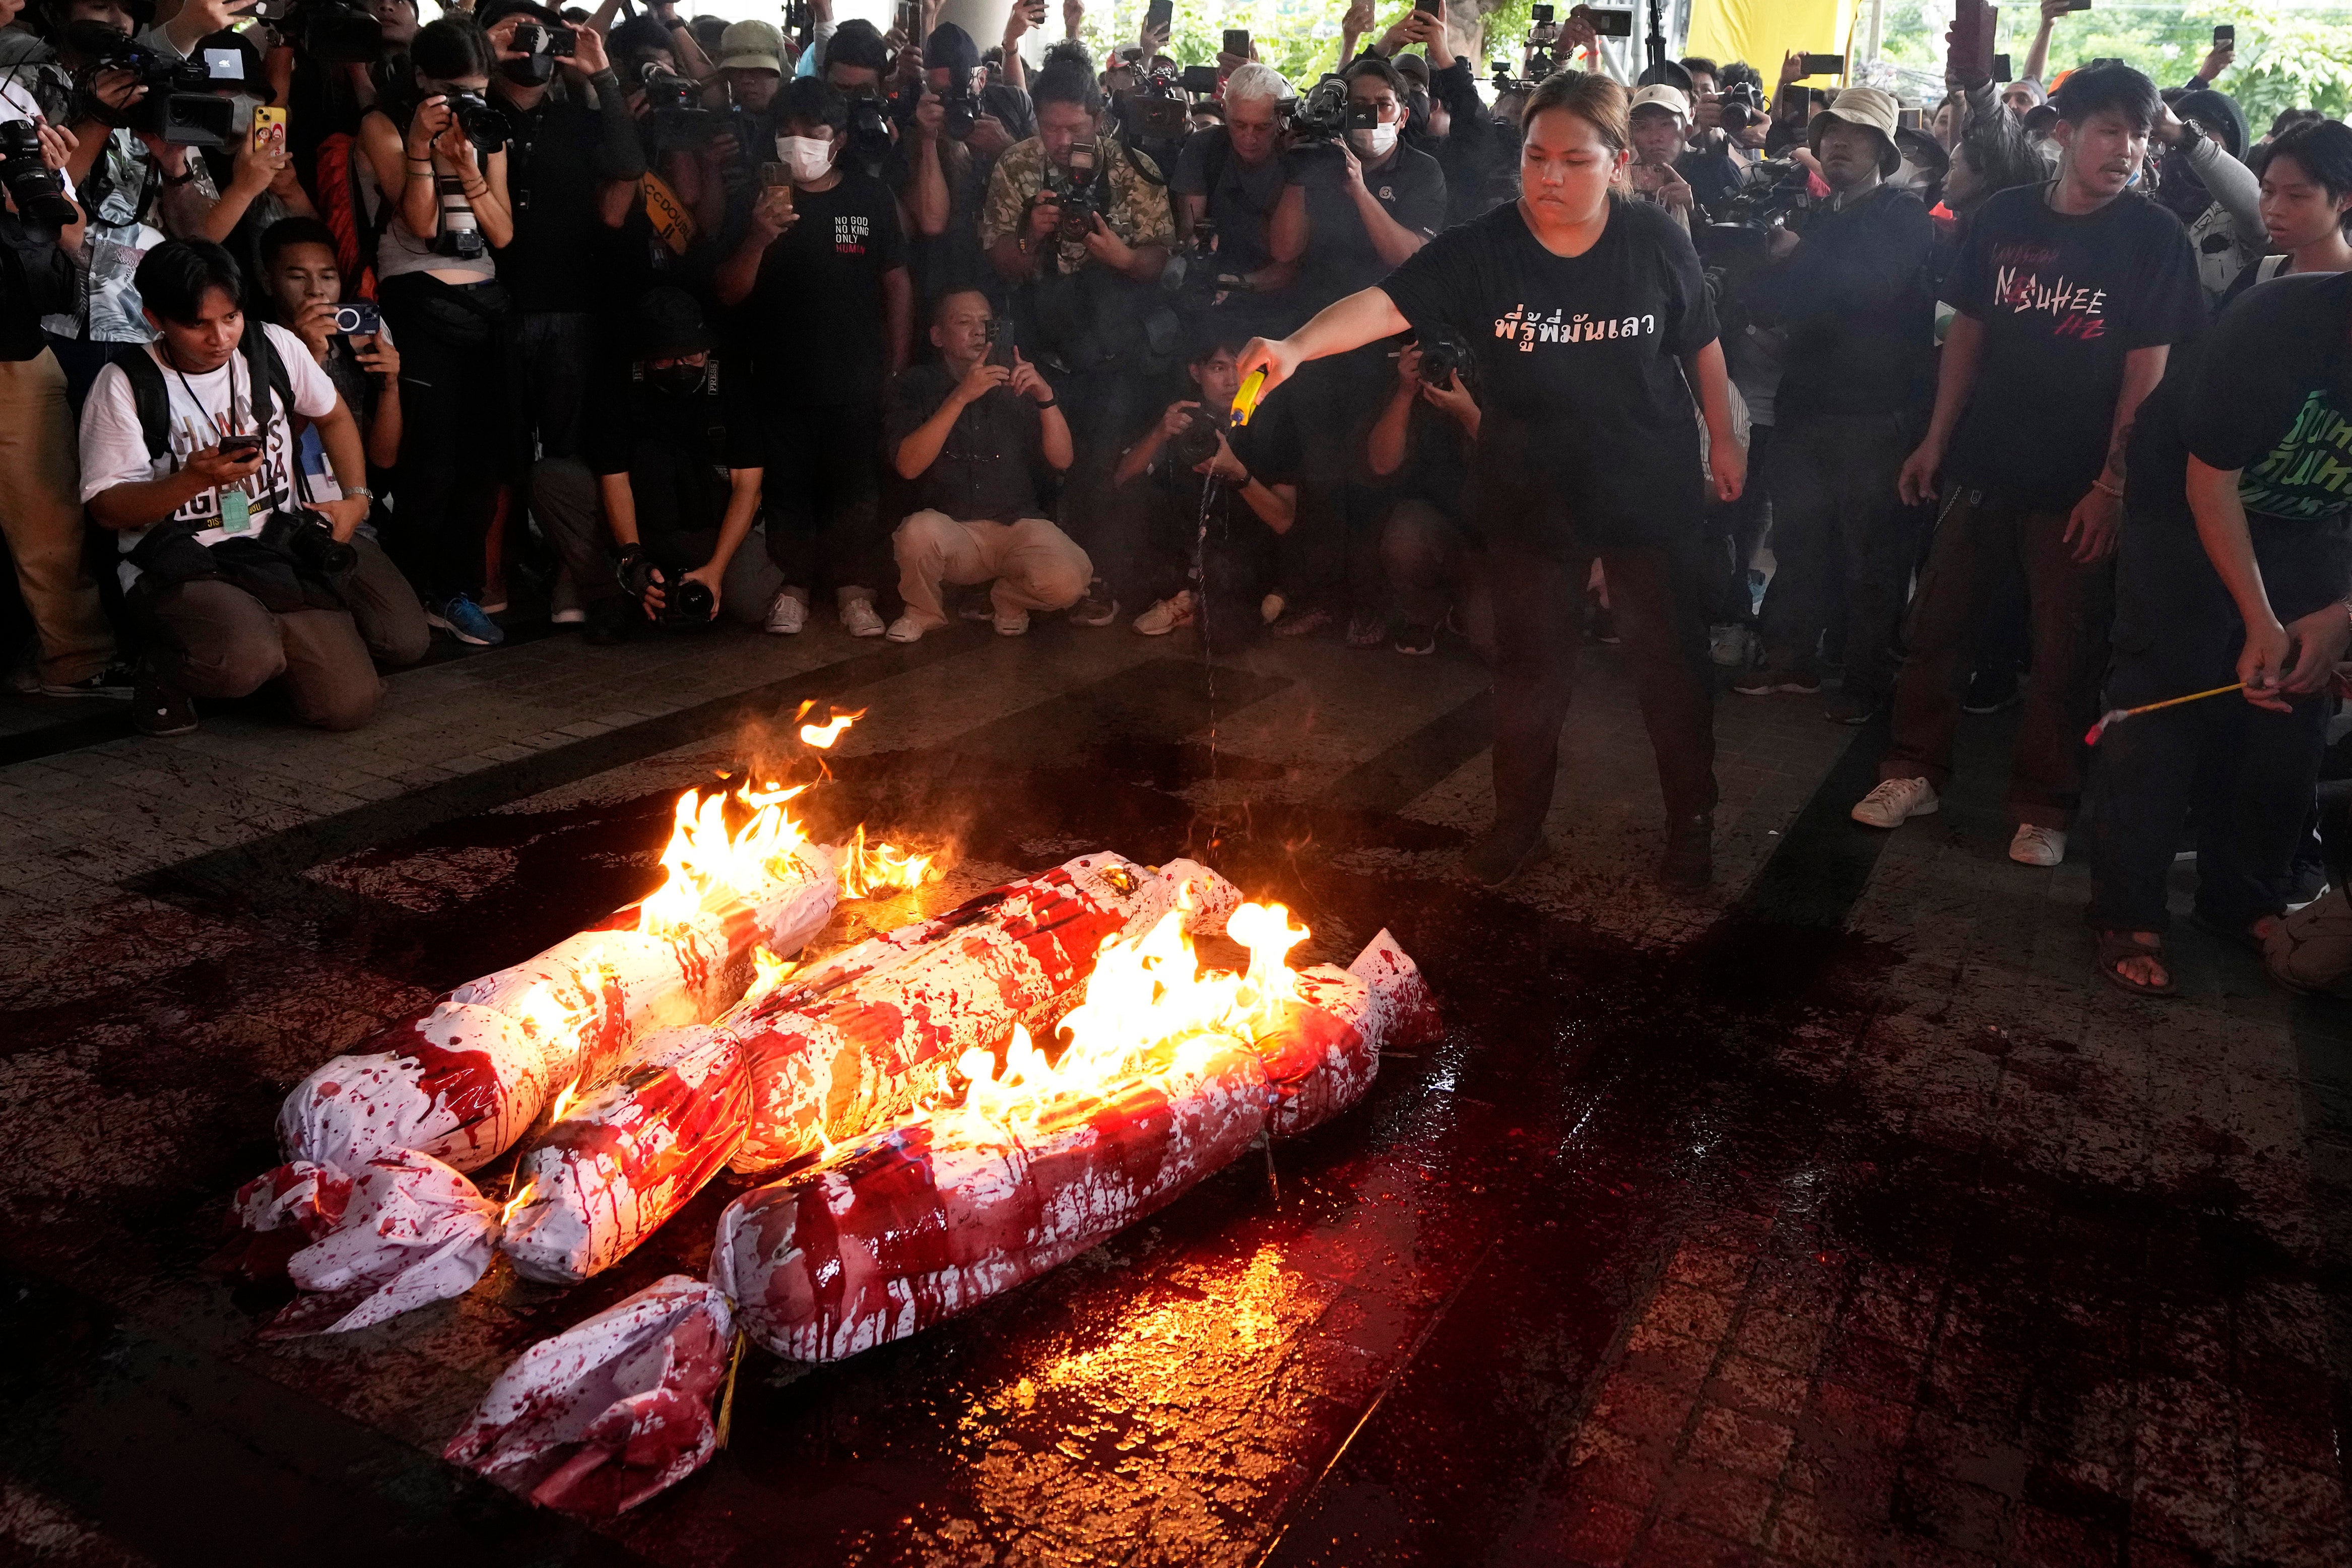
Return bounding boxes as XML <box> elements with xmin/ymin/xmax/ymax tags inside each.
<box><xmin>2097</xmin><ymin>929</ymin><xmax>2177</xmax><ymax>997</ymax></box>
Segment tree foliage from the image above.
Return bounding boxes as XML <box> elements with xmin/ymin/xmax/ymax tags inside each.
<box><xmin>1876</xmin><ymin>1</ymin><xmax>2352</xmax><ymax>126</ymax></box>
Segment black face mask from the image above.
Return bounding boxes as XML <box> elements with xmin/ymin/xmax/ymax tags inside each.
<box><xmin>501</xmin><ymin>52</ymin><xmax>554</xmax><ymax>87</ymax></box>
<box><xmin>647</xmin><ymin>362</ymin><xmax>706</xmax><ymax>395</ymax></box>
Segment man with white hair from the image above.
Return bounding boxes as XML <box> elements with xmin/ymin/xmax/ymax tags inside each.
<box><xmin>1171</xmin><ymin>60</ymin><xmax>1300</xmax><ymax>318</ymax></box>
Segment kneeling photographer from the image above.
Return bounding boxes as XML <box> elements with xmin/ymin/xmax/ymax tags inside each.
<box><xmin>1111</xmin><ymin>329</ymin><xmax>1299</xmax><ymax>643</ymax></box>
<box><xmin>257</xmin><ymin>216</ymin><xmax>427</xmax><ymax>669</ymax></box>
<box><xmin>531</xmin><ymin>288</ymin><xmax>775</xmax><ymax>646</ymax></box>
<box><xmin>1365</xmin><ymin>329</ymin><xmax>1486</xmax><ymax>658</ymax></box>
<box><xmin>81</xmin><ymin>241</ymin><xmax>378</xmax><ymax>737</ymax></box>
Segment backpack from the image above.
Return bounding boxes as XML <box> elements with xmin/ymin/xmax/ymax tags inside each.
<box><xmin>118</xmin><ymin>324</ymin><xmax>296</xmax><ymax>463</ymax></box>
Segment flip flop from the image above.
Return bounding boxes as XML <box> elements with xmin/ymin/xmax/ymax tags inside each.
<box><xmin>2096</xmin><ymin>929</ymin><xmax>2177</xmax><ymax>998</ymax></box>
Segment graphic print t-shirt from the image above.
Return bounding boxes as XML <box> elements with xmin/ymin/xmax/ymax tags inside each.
<box><xmin>744</xmin><ymin>169</ymin><xmax>908</xmax><ymax>409</ymax></box>
<box><xmin>1378</xmin><ymin>196</ymin><xmax>1720</xmax><ymax>551</ymax></box>
<box><xmin>79</xmin><ymin>322</ymin><xmax>341</xmax><ymax>588</ymax></box>
<box><xmin>1942</xmin><ymin>183</ymin><xmax>2205</xmax><ymax>509</ymax></box>
<box><xmin>2127</xmin><ymin>270</ymin><xmax>2352</xmax><ymax>530</ymax></box>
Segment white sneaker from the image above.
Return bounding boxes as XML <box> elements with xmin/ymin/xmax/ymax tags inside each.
<box><xmin>2009</xmin><ymin>823</ymin><xmax>2067</xmax><ymax>867</ymax></box>
<box><xmin>1134</xmin><ymin>591</ymin><xmax>1196</xmax><ymax>636</ymax></box>
<box><xmin>994</xmin><ymin>607</ymin><xmax>1031</xmax><ymax>636</ymax></box>
<box><xmin>1851</xmin><ymin>776</ymin><xmax>1940</xmax><ymax>829</ymax></box>
<box><xmin>550</xmin><ymin>566</ymin><xmax>584</xmax><ymax>624</ymax></box>
<box><xmin>885</xmin><ymin>614</ymin><xmax>926</xmax><ymax>643</ymax></box>
<box><xmin>550</xmin><ymin>606</ymin><xmax>587</xmax><ymax>626</ymax></box>
<box><xmin>763</xmin><ymin>589</ymin><xmax>808</xmax><ymax>635</ymax></box>
<box><xmin>840</xmin><ymin>598</ymin><xmax>885</xmax><ymax>637</ymax></box>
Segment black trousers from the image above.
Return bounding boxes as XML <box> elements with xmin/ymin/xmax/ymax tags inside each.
<box><xmin>760</xmin><ymin>402</ymin><xmax>885</xmax><ymax>597</ymax></box>
<box><xmin>1758</xmin><ymin>409</ymin><xmax>1918</xmax><ymax>700</ymax></box>
<box><xmin>379</xmin><ymin>274</ymin><xmax>516</xmax><ymax>603</ymax></box>
<box><xmin>1486</xmin><ymin>536</ymin><xmax>1718</xmax><ymax>835</ymax></box>
<box><xmin>2084</xmin><ymin>508</ymin><xmax>2352</xmax><ymax>935</ymax></box>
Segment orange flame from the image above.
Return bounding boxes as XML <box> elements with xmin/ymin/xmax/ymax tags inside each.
<box><xmin>934</xmin><ymin>900</ymin><xmax>1310</xmax><ymax>1131</ymax></box>
<box><xmin>499</xmin><ymin>1180</ymin><xmax>539</xmax><ymax>1226</ymax></box>
<box><xmin>745</xmin><ymin>944</ymin><xmax>799</xmax><ymax>1007</ymax></box>
<box><xmin>637</xmin><ymin>781</ymin><xmax>815</xmax><ymax>934</ymax></box>
<box><xmin>838</xmin><ymin>824</ymin><xmax>939</xmax><ymax>899</ymax></box>
<box><xmin>798</xmin><ymin>709</ymin><xmax>863</xmax><ymax>749</ymax></box>
<box><xmin>546</xmin><ymin>1076</ymin><xmax>583</xmax><ymax>1126</ymax></box>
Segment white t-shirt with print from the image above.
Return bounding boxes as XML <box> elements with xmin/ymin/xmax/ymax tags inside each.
<box><xmin>80</xmin><ymin>321</ymin><xmax>341</xmax><ymax>587</ymax></box>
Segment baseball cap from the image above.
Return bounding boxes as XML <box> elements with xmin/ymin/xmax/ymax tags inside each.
<box><xmin>633</xmin><ymin>287</ymin><xmax>714</xmax><ymax>359</ymax></box>
<box><xmin>717</xmin><ymin>19</ymin><xmax>785</xmax><ymax>73</ymax></box>
<box><xmin>1392</xmin><ymin>51</ymin><xmax>1430</xmax><ymax>85</ymax></box>
<box><xmin>1628</xmin><ymin>83</ymin><xmax>1689</xmax><ymax>119</ymax></box>
<box><xmin>1808</xmin><ymin>83</ymin><xmax>1901</xmax><ymax>175</ymax></box>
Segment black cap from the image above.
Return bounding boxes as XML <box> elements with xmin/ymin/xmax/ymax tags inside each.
<box><xmin>634</xmin><ymin>286</ymin><xmax>712</xmax><ymax>358</ymax></box>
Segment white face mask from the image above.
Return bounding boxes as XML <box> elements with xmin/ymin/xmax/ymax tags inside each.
<box><xmin>776</xmin><ymin>134</ymin><xmax>834</xmax><ymax>184</ymax></box>
<box><xmin>1349</xmin><ymin>121</ymin><xmax>1398</xmax><ymax>158</ymax></box>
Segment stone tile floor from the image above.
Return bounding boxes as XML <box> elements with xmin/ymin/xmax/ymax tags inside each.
<box><xmin>0</xmin><ymin>615</ymin><xmax>2345</xmax><ymax>1567</ymax></box>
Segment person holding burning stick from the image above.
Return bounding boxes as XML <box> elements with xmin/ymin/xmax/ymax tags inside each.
<box><xmin>1238</xmin><ymin>72</ymin><xmax>1743</xmax><ymax>892</ymax></box>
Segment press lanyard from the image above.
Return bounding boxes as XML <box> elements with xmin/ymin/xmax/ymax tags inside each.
<box><xmin>170</xmin><ymin>349</ymin><xmax>254</xmax><ymax>535</ymax></box>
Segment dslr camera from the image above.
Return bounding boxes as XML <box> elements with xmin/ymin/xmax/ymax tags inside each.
<box><xmin>844</xmin><ymin>88</ymin><xmax>894</xmax><ymax>167</ymax></box>
<box><xmin>1415</xmin><ymin>325</ymin><xmax>1473</xmax><ymax>389</ymax></box>
<box><xmin>70</xmin><ymin>26</ymin><xmax>252</xmax><ymax>147</ymax></box>
<box><xmin>277</xmin><ymin>0</ymin><xmax>383</xmax><ymax>64</ymax></box>
<box><xmin>1282</xmin><ymin>75</ymin><xmax>1351</xmax><ymax>143</ymax></box>
<box><xmin>616</xmin><ymin>547</ymin><xmax>716</xmax><ymax>626</ymax></box>
<box><xmin>924</xmin><ymin>66</ymin><xmax>977</xmax><ymax>140</ymax></box>
<box><xmin>1040</xmin><ymin>138</ymin><xmax>1102</xmax><ymax>245</ymax></box>
<box><xmin>0</xmin><ymin>121</ymin><xmax>75</xmax><ymax>228</ymax></box>
<box><xmin>640</xmin><ymin>63</ymin><xmax>720</xmax><ymax>152</ymax></box>
<box><xmin>1168</xmin><ymin>405</ymin><xmax>1227</xmax><ymax>470</ymax></box>
<box><xmin>1718</xmin><ymin>80</ymin><xmax>1765</xmax><ymax>132</ymax></box>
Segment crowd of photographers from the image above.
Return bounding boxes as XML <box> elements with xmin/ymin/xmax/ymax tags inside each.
<box><xmin>5</xmin><ymin>0</ymin><xmax>2352</xmax><ymax>996</ymax></box>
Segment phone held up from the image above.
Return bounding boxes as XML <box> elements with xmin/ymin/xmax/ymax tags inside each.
<box><xmin>332</xmin><ymin>301</ymin><xmax>381</xmax><ymax>338</ymax></box>
<box><xmin>2213</xmin><ymin>24</ymin><xmax>2233</xmax><ymax>46</ymax></box>
<box><xmin>1588</xmin><ymin>8</ymin><xmax>1635</xmax><ymax>37</ymax></box>
<box><xmin>1144</xmin><ymin>0</ymin><xmax>1171</xmax><ymax>35</ymax></box>
<box><xmin>249</xmin><ymin>104</ymin><xmax>286</xmax><ymax>157</ymax></box>
<box><xmin>1222</xmin><ymin>28</ymin><xmax>1249</xmax><ymax>57</ymax></box>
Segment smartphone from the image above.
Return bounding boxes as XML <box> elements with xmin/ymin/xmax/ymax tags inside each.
<box><xmin>2213</xmin><ymin>24</ymin><xmax>2233</xmax><ymax>46</ymax></box>
<box><xmin>759</xmin><ymin>159</ymin><xmax>791</xmax><ymax>189</ymax></box>
<box><xmin>1145</xmin><ymin>0</ymin><xmax>1171</xmax><ymax>35</ymax></box>
<box><xmin>1898</xmin><ymin>106</ymin><xmax>1924</xmax><ymax>129</ymax></box>
<box><xmin>1413</xmin><ymin>0</ymin><xmax>1440</xmax><ymax>13</ymax></box>
<box><xmin>1947</xmin><ymin>0</ymin><xmax>1997</xmax><ymax>83</ymax></box>
<box><xmin>985</xmin><ymin>317</ymin><xmax>1016</xmax><ymax>368</ymax></box>
<box><xmin>1990</xmin><ymin>52</ymin><xmax>2011</xmax><ymax>80</ymax></box>
<box><xmin>2059</xmin><ymin>0</ymin><xmax>2090</xmax><ymax>10</ymax></box>
<box><xmin>331</xmin><ymin>300</ymin><xmax>381</xmax><ymax>336</ymax></box>
<box><xmin>1179</xmin><ymin>63</ymin><xmax>1220</xmax><ymax>93</ymax></box>
<box><xmin>893</xmin><ymin>0</ymin><xmax>921</xmax><ymax>42</ymax></box>
<box><xmin>1800</xmin><ymin>53</ymin><xmax>1844</xmax><ymax>76</ymax></box>
<box><xmin>249</xmin><ymin>103</ymin><xmax>286</xmax><ymax>156</ymax></box>
<box><xmin>1530</xmin><ymin>3</ymin><xmax>1554</xmax><ymax>20</ymax></box>
<box><xmin>217</xmin><ymin>434</ymin><xmax>263</xmax><ymax>460</ymax></box>
<box><xmin>1588</xmin><ymin>8</ymin><xmax>1634</xmax><ymax>35</ymax></box>
<box><xmin>1222</xmin><ymin>28</ymin><xmax>1249</xmax><ymax>56</ymax></box>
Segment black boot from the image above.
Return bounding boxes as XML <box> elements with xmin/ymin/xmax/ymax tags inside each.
<box><xmin>1658</xmin><ymin>812</ymin><xmax>1713</xmax><ymax>892</ymax></box>
<box><xmin>1462</xmin><ymin>819</ymin><xmax>1549</xmax><ymax>889</ymax></box>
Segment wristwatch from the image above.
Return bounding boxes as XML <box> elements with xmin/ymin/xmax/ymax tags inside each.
<box><xmin>344</xmin><ymin>486</ymin><xmax>375</xmax><ymax>504</ymax></box>
<box><xmin>2175</xmin><ymin>117</ymin><xmax>2210</xmax><ymax>150</ymax></box>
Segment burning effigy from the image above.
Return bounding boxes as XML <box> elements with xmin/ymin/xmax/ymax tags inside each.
<box><xmin>225</xmin><ymin>704</ymin><xmax>1438</xmax><ymax>1516</ymax></box>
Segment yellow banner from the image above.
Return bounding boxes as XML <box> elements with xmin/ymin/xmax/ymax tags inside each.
<box><xmin>642</xmin><ymin>173</ymin><xmax>698</xmax><ymax>256</ymax></box>
<box><xmin>1684</xmin><ymin>0</ymin><xmax>1854</xmax><ymax>79</ymax></box>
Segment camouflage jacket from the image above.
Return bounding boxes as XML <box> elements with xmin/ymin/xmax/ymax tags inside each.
<box><xmin>976</xmin><ymin>136</ymin><xmax>1175</xmax><ymax>277</ymax></box>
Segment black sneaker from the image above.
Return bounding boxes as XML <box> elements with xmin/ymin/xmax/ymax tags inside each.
<box><xmin>1394</xmin><ymin>623</ymin><xmax>1436</xmax><ymax>657</ymax></box>
<box><xmin>1963</xmin><ymin>666</ymin><xmax>2022</xmax><ymax>714</ymax></box>
<box><xmin>132</xmin><ymin>679</ymin><xmax>197</xmax><ymax>736</ymax></box>
<box><xmin>41</xmin><ymin>663</ymin><xmax>138</xmax><ymax>698</ymax></box>
<box><xmin>583</xmin><ymin>598</ymin><xmax>637</xmax><ymax>646</ymax></box>
<box><xmin>1462</xmin><ymin>821</ymin><xmax>1548</xmax><ymax>888</ymax></box>
<box><xmin>1589</xmin><ymin>606</ymin><xmax>1620</xmax><ymax>645</ymax></box>
<box><xmin>1658</xmin><ymin>812</ymin><xmax>1713</xmax><ymax>891</ymax></box>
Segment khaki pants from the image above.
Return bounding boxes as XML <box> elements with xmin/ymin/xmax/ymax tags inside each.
<box><xmin>0</xmin><ymin>349</ymin><xmax>114</xmax><ymax>685</ymax></box>
<box><xmin>891</xmin><ymin>511</ymin><xmax>1091</xmax><ymax>630</ymax></box>
<box><xmin>135</xmin><ymin>578</ymin><xmax>381</xmax><ymax>731</ymax></box>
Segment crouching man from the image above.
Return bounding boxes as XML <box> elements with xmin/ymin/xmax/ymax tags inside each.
<box><xmin>531</xmin><ymin>288</ymin><xmax>779</xmax><ymax>644</ymax></box>
<box><xmin>884</xmin><ymin>289</ymin><xmax>1090</xmax><ymax>642</ymax></box>
<box><xmin>81</xmin><ymin>242</ymin><xmax>380</xmax><ymax>737</ymax></box>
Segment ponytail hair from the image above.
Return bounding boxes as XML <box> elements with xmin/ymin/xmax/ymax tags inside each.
<box><xmin>1521</xmin><ymin>70</ymin><xmax>1629</xmax><ymax>154</ymax></box>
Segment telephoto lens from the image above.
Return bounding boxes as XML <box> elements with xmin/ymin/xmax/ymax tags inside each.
<box><xmin>669</xmin><ymin>577</ymin><xmax>716</xmax><ymax>623</ymax></box>
<box><xmin>0</xmin><ymin>119</ymin><xmax>77</xmax><ymax>228</ymax></box>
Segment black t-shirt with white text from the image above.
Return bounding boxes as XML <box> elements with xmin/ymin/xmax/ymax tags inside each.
<box><xmin>744</xmin><ymin>169</ymin><xmax>909</xmax><ymax>409</ymax></box>
<box><xmin>1378</xmin><ymin>197</ymin><xmax>1720</xmax><ymax>551</ymax></box>
<box><xmin>1942</xmin><ymin>182</ymin><xmax>2205</xmax><ymax>509</ymax></box>
<box><xmin>1287</xmin><ymin>140</ymin><xmax>1448</xmax><ymax>308</ymax></box>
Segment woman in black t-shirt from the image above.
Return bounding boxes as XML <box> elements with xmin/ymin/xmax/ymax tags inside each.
<box><xmin>1239</xmin><ymin>72</ymin><xmax>1744</xmax><ymax>891</ymax></box>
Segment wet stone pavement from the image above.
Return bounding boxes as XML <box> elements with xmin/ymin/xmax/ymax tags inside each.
<box><xmin>1</xmin><ymin>617</ymin><xmax>2349</xmax><ymax>1567</ymax></box>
